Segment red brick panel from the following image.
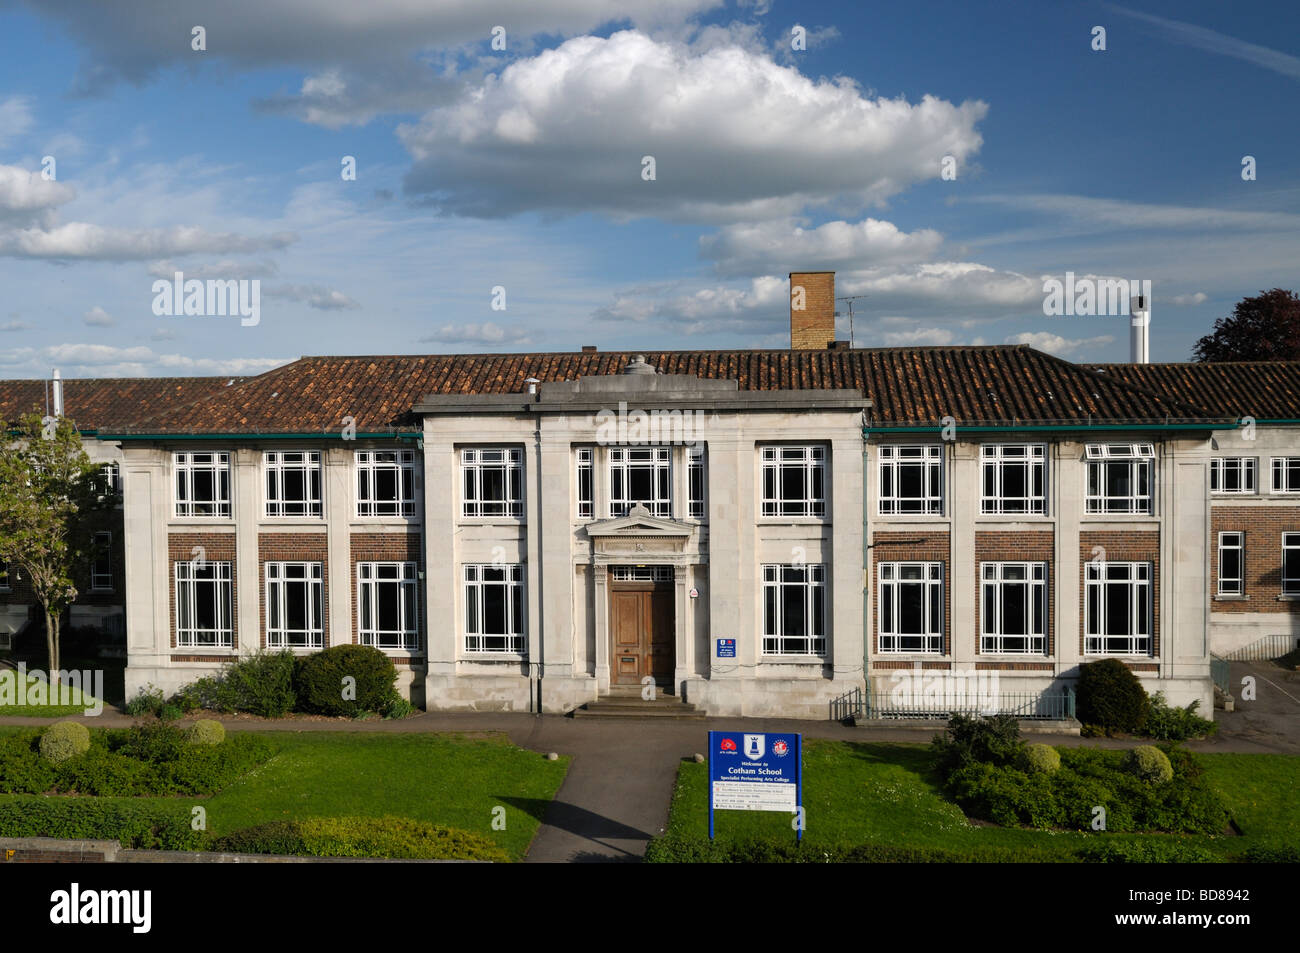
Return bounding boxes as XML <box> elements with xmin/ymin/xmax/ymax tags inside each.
<box><xmin>871</xmin><ymin>530</ymin><xmax>951</xmax><ymax>656</ymax></box>
<box><xmin>257</xmin><ymin>533</ymin><xmax>328</xmax><ymax>649</ymax></box>
<box><xmin>167</xmin><ymin>533</ymin><xmax>238</xmax><ymax>650</ymax></box>
<box><xmin>1210</xmin><ymin>505</ymin><xmax>1300</xmax><ymax>613</ymax></box>
<box><xmin>1078</xmin><ymin>530</ymin><xmax>1160</xmax><ymax>656</ymax></box>
<box><xmin>974</xmin><ymin>530</ymin><xmax>1055</xmax><ymax>656</ymax></box>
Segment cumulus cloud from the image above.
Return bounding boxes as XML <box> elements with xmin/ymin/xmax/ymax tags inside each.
<box><xmin>593</xmin><ymin>275</ymin><xmax>789</xmax><ymax>334</ymax></box>
<box><xmin>877</xmin><ymin>326</ymin><xmax>955</xmax><ymax>347</ymax></box>
<box><xmin>83</xmin><ymin>306</ymin><xmax>115</xmax><ymax>327</ymax></box>
<box><xmin>1169</xmin><ymin>292</ymin><xmax>1208</xmax><ymax>306</ymax></box>
<box><xmin>0</xmin><ymin>342</ymin><xmax>290</xmax><ymax>378</ymax></box>
<box><xmin>399</xmin><ymin>30</ymin><xmax>987</xmax><ymax>221</ymax></box>
<box><xmin>263</xmin><ymin>283</ymin><xmax>360</xmax><ymax>310</ymax></box>
<box><xmin>701</xmin><ymin>217</ymin><xmax>944</xmax><ymax>276</ymax></box>
<box><xmin>0</xmin><ymin>222</ymin><xmax>296</xmax><ymax>261</ymax></box>
<box><xmin>1004</xmin><ymin>331</ymin><xmax>1114</xmax><ymax>358</ymax></box>
<box><xmin>420</xmin><ymin>322</ymin><xmax>529</xmax><ymax>345</ymax></box>
<box><xmin>0</xmin><ymin>164</ymin><xmax>76</xmax><ymax>227</ymax></box>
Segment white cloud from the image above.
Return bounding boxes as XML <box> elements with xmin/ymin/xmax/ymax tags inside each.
<box><xmin>701</xmin><ymin>217</ymin><xmax>943</xmax><ymax>277</ymax></box>
<box><xmin>0</xmin><ymin>342</ymin><xmax>290</xmax><ymax>378</ymax></box>
<box><xmin>0</xmin><ymin>164</ymin><xmax>76</xmax><ymax>226</ymax></box>
<box><xmin>1105</xmin><ymin>5</ymin><xmax>1300</xmax><ymax>81</ymax></box>
<box><xmin>877</xmin><ymin>326</ymin><xmax>955</xmax><ymax>347</ymax></box>
<box><xmin>83</xmin><ymin>306</ymin><xmax>115</xmax><ymax>327</ymax></box>
<box><xmin>970</xmin><ymin>193</ymin><xmax>1300</xmax><ymax>235</ymax></box>
<box><xmin>420</xmin><ymin>321</ymin><xmax>529</xmax><ymax>345</ymax></box>
<box><xmin>264</xmin><ymin>283</ymin><xmax>360</xmax><ymax>310</ymax></box>
<box><xmin>838</xmin><ymin>262</ymin><xmax>1041</xmax><ymax>310</ymax></box>
<box><xmin>0</xmin><ymin>320</ymin><xmax>32</xmax><ymax>332</ymax></box>
<box><xmin>0</xmin><ymin>96</ymin><xmax>33</xmax><ymax>148</ymax></box>
<box><xmin>148</xmin><ymin>259</ymin><xmax>280</xmax><ymax>280</ymax></box>
<box><xmin>0</xmin><ymin>222</ymin><xmax>296</xmax><ymax>260</ymax></box>
<box><xmin>399</xmin><ymin>30</ymin><xmax>987</xmax><ymax>221</ymax></box>
<box><xmin>1169</xmin><ymin>292</ymin><xmax>1208</xmax><ymax>306</ymax></box>
<box><xmin>1004</xmin><ymin>331</ymin><xmax>1114</xmax><ymax>358</ymax></box>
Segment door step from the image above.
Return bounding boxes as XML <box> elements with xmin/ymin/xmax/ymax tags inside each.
<box><xmin>573</xmin><ymin>696</ymin><xmax>705</xmax><ymax>719</ymax></box>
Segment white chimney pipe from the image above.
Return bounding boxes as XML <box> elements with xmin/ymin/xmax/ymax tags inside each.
<box><xmin>1129</xmin><ymin>296</ymin><xmax>1150</xmax><ymax>364</ymax></box>
<box><xmin>51</xmin><ymin>368</ymin><xmax>64</xmax><ymax>417</ymax></box>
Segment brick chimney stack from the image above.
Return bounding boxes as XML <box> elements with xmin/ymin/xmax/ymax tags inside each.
<box><xmin>790</xmin><ymin>271</ymin><xmax>835</xmax><ymax>349</ymax></box>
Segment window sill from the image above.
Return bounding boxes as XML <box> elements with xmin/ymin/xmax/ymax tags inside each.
<box><xmin>262</xmin><ymin>515</ymin><xmax>325</xmax><ymax>522</ymax></box>
<box><xmin>757</xmin><ymin>517</ymin><xmax>831</xmax><ymax>525</ymax></box>
<box><xmin>458</xmin><ymin>518</ymin><xmax>526</xmax><ymax>526</ymax></box>
<box><xmin>1277</xmin><ymin>595</ymin><xmax>1300</xmax><ymax>602</ymax></box>
<box><xmin>1213</xmin><ymin>594</ymin><xmax>1249</xmax><ymax>602</ymax></box>
<box><xmin>170</xmin><ymin>517</ymin><xmax>235</xmax><ymax>525</ymax></box>
<box><xmin>461</xmin><ymin>653</ymin><xmax>527</xmax><ymax>663</ymax></box>
<box><xmin>758</xmin><ymin>656</ymin><xmax>827</xmax><ymax>665</ymax></box>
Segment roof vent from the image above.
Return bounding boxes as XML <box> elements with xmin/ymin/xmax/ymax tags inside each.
<box><xmin>827</xmin><ymin>340</ymin><xmax>851</xmax><ymax>351</ymax></box>
<box><xmin>525</xmin><ymin>376</ymin><xmax>541</xmax><ymax>396</ymax></box>
<box><xmin>623</xmin><ymin>354</ymin><xmax>656</xmax><ymax>376</ymax></box>
<box><xmin>582</xmin><ymin>345</ymin><xmax>597</xmax><ymax>353</ymax></box>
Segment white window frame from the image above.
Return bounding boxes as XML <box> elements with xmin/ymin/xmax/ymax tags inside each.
<box><xmin>760</xmin><ymin>445</ymin><xmax>826</xmax><ymax>518</ymax></box>
<box><xmin>97</xmin><ymin>462</ymin><xmax>122</xmax><ymax>499</ymax></box>
<box><xmin>357</xmin><ymin>561</ymin><xmax>420</xmax><ymax>651</ymax></box>
<box><xmin>611</xmin><ymin>566</ymin><xmax>674</xmax><ymax>582</ymax></box>
<box><xmin>356</xmin><ymin>449</ymin><xmax>418</xmax><ymax>517</ymax></box>
<box><xmin>265</xmin><ymin>561</ymin><xmax>324</xmax><ymax>648</ymax></box>
<box><xmin>761</xmin><ymin>563</ymin><xmax>826</xmax><ymax>657</ymax></box>
<box><xmin>1271</xmin><ymin>457</ymin><xmax>1300</xmax><ymax>494</ymax></box>
<box><xmin>1217</xmin><ymin>532</ymin><xmax>1244</xmax><ymax>597</ymax></box>
<box><xmin>878</xmin><ymin>444</ymin><xmax>944</xmax><ymax>516</ymax></box>
<box><xmin>264</xmin><ymin>450</ymin><xmax>323</xmax><ymax>518</ymax></box>
<box><xmin>1211</xmin><ymin>457</ymin><xmax>1256</xmax><ymax>495</ymax></box>
<box><xmin>174</xmin><ymin>451</ymin><xmax>231</xmax><ymax>518</ymax></box>
<box><xmin>175</xmin><ymin>560</ymin><xmax>234</xmax><ymax>648</ymax></box>
<box><xmin>877</xmin><ymin>561</ymin><xmax>944</xmax><ymax>654</ymax></box>
<box><xmin>1283</xmin><ymin>534</ymin><xmax>1300</xmax><ymax>596</ymax></box>
<box><xmin>576</xmin><ymin>447</ymin><xmax>594</xmax><ymax>520</ymax></box>
<box><xmin>980</xmin><ymin>444</ymin><xmax>1046</xmax><ymax>515</ymax></box>
<box><xmin>461</xmin><ymin>447</ymin><xmax>524</xmax><ymax>519</ymax></box>
<box><xmin>1084</xmin><ymin>561</ymin><xmax>1151</xmax><ymax>656</ymax></box>
<box><xmin>609</xmin><ymin>446</ymin><xmax>672</xmax><ymax>517</ymax></box>
<box><xmin>464</xmin><ymin>563</ymin><xmax>525</xmax><ymax>654</ymax></box>
<box><xmin>980</xmin><ymin>562</ymin><xmax>1046</xmax><ymax>654</ymax></box>
<box><xmin>90</xmin><ymin>531</ymin><xmax>113</xmax><ymax>592</ymax></box>
<box><xmin>1085</xmin><ymin>443</ymin><xmax>1155</xmax><ymax>515</ymax></box>
<box><xmin>688</xmin><ymin>444</ymin><xmax>707</xmax><ymax>520</ymax></box>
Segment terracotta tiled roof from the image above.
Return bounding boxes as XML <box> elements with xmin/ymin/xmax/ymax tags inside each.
<box><xmin>0</xmin><ymin>377</ymin><xmax>241</xmax><ymax>432</ymax></box>
<box><xmin>1090</xmin><ymin>362</ymin><xmax>1300</xmax><ymax>421</ymax></box>
<box><xmin>100</xmin><ymin>346</ymin><xmax>1222</xmax><ymax>436</ymax></box>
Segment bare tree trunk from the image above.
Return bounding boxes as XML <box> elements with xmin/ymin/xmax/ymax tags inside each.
<box><xmin>44</xmin><ymin>610</ymin><xmax>59</xmax><ymax>674</ymax></box>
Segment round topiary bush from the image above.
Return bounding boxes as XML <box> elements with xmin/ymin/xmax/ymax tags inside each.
<box><xmin>1126</xmin><ymin>745</ymin><xmax>1173</xmax><ymax>784</ymax></box>
<box><xmin>186</xmin><ymin>719</ymin><xmax>225</xmax><ymax>746</ymax></box>
<box><xmin>39</xmin><ymin>721</ymin><xmax>91</xmax><ymax>763</ymax></box>
<box><xmin>1023</xmin><ymin>743</ymin><xmax>1061</xmax><ymax>774</ymax></box>
<box><xmin>1077</xmin><ymin>659</ymin><xmax>1150</xmax><ymax>734</ymax></box>
<box><xmin>294</xmin><ymin>645</ymin><xmax>398</xmax><ymax>716</ymax></box>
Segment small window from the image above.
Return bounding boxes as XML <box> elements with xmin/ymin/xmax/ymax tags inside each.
<box><xmin>1085</xmin><ymin>443</ymin><xmax>1154</xmax><ymax>515</ymax></box>
<box><xmin>358</xmin><ymin>561</ymin><xmax>419</xmax><ymax>650</ymax></box>
<box><xmin>265</xmin><ymin>451</ymin><xmax>322</xmax><ymax>517</ymax></box>
<box><xmin>1272</xmin><ymin>458</ymin><xmax>1300</xmax><ymax>494</ymax></box>
<box><xmin>688</xmin><ymin>445</ymin><xmax>706</xmax><ymax>519</ymax></box>
<box><xmin>266</xmin><ymin>562</ymin><xmax>324</xmax><ymax>648</ymax></box>
<box><xmin>762</xmin><ymin>564</ymin><xmax>826</xmax><ymax>656</ymax></box>
<box><xmin>461</xmin><ymin>447</ymin><xmax>523</xmax><ymax>518</ymax></box>
<box><xmin>878</xmin><ymin>562</ymin><xmax>943</xmax><ymax>653</ymax></box>
<box><xmin>761</xmin><ymin>446</ymin><xmax>826</xmax><ymax>517</ymax></box>
<box><xmin>90</xmin><ymin>531</ymin><xmax>113</xmax><ymax>592</ymax></box>
<box><xmin>356</xmin><ymin>450</ymin><xmax>418</xmax><ymax>517</ymax></box>
<box><xmin>576</xmin><ymin>448</ymin><xmax>593</xmax><ymax>519</ymax></box>
<box><xmin>1283</xmin><ymin>534</ymin><xmax>1300</xmax><ymax>596</ymax></box>
<box><xmin>97</xmin><ymin>462</ymin><xmax>122</xmax><ymax>498</ymax></box>
<box><xmin>464</xmin><ymin>564</ymin><xmax>525</xmax><ymax>654</ymax></box>
<box><xmin>980</xmin><ymin>445</ymin><xmax>1046</xmax><ymax>515</ymax></box>
<box><xmin>1217</xmin><ymin>532</ymin><xmax>1244</xmax><ymax>596</ymax></box>
<box><xmin>610</xmin><ymin>566</ymin><xmax>673</xmax><ymax>582</ymax></box>
<box><xmin>878</xmin><ymin>445</ymin><xmax>943</xmax><ymax>515</ymax></box>
<box><xmin>175</xmin><ymin>452</ymin><xmax>231</xmax><ymax>517</ymax></box>
<box><xmin>1211</xmin><ymin>457</ymin><xmax>1256</xmax><ymax>494</ymax></box>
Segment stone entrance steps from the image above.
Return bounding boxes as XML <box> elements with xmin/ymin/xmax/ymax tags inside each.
<box><xmin>572</xmin><ymin>693</ymin><xmax>704</xmax><ymax>720</ymax></box>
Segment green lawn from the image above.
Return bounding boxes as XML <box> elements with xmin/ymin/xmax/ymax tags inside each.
<box><xmin>0</xmin><ymin>729</ymin><xmax>568</xmax><ymax>861</ymax></box>
<box><xmin>663</xmin><ymin>739</ymin><xmax>1299</xmax><ymax>860</ymax></box>
<box><xmin>0</xmin><ymin>666</ymin><xmax>103</xmax><ymax>716</ymax></box>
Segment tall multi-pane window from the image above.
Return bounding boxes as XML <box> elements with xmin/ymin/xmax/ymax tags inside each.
<box><xmin>980</xmin><ymin>445</ymin><xmax>1046</xmax><ymax>515</ymax></box>
<box><xmin>1283</xmin><ymin>534</ymin><xmax>1300</xmax><ymax>595</ymax></box>
<box><xmin>980</xmin><ymin>562</ymin><xmax>1046</xmax><ymax>654</ymax></box>
<box><xmin>761</xmin><ymin>564</ymin><xmax>825</xmax><ymax>656</ymax></box>
<box><xmin>266</xmin><ymin>562</ymin><xmax>324</xmax><ymax>648</ymax></box>
<box><xmin>356</xmin><ymin>450</ymin><xmax>417</xmax><ymax>517</ymax></box>
<box><xmin>1211</xmin><ymin>457</ymin><xmax>1256</xmax><ymax>494</ymax></box>
<box><xmin>97</xmin><ymin>462</ymin><xmax>122</xmax><ymax>499</ymax></box>
<box><xmin>1084</xmin><ymin>562</ymin><xmax>1151</xmax><ymax>655</ymax></box>
<box><xmin>760</xmin><ymin>445</ymin><xmax>826</xmax><ymax>517</ymax></box>
<box><xmin>265</xmin><ymin>451</ymin><xmax>322</xmax><ymax>517</ymax></box>
<box><xmin>878</xmin><ymin>562</ymin><xmax>943</xmax><ymax>653</ymax></box>
<box><xmin>688</xmin><ymin>445</ymin><xmax>706</xmax><ymax>519</ymax></box>
<box><xmin>464</xmin><ymin>564</ymin><xmax>525</xmax><ymax>654</ymax></box>
<box><xmin>1271</xmin><ymin>458</ymin><xmax>1300</xmax><ymax>494</ymax></box>
<box><xmin>1085</xmin><ymin>443</ymin><xmax>1154</xmax><ymax>514</ymax></box>
<box><xmin>1217</xmin><ymin>532</ymin><xmax>1244</xmax><ymax>596</ymax></box>
<box><xmin>357</xmin><ymin>562</ymin><xmax>419</xmax><ymax>650</ymax></box>
<box><xmin>461</xmin><ymin>448</ymin><xmax>523</xmax><ymax>518</ymax></box>
<box><xmin>90</xmin><ymin>531</ymin><xmax>113</xmax><ymax>592</ymax></box>
<box><xmin>609</xmin><ymin>447</ymin><xmax>672</xmax><ymax>517</ymax></box>
<box><xmin>175</xmin><ymin>561</ymin><xmax>234</xmax><ymax>648</ymax></box>
<box><xmin>575</xmin><ymin>448</ymin><xmax>593</xmax><ymax>519</ymax></box>
<box><xmin>174</xmin><ymin>452</ymin><xmax>231</xmax><ymax>517</ymax></box>
<box><xmin>878</xmin><ymin>445</ymin><xmax>943</xmax><ymax>515</ymax></box>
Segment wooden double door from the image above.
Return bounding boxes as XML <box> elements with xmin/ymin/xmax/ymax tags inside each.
<box><xmin>610</xmin><ymin>583</ymin><xmax>675</xmax><ymax>687</ymax></box>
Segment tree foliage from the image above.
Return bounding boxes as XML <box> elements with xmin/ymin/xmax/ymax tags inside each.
<box><xmin>1192</xmin><ymin>289</ymin><xmax>1300</xmax><ymax>362</ymax></box>
<box><xmin>0</xmin><ymin>412</ymin><xmax>110</xmax><ymax>671</ymax></box>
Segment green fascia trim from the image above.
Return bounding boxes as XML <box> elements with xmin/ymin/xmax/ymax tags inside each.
<box><xmin>96</xmin><ymin>431</ymin><xmax>420</xmax><ymax>441</ymax></box>
<box><xmin>863</xmin><ymin>422</ymin><xmax>1235</xmax><ymax>436</ymax></box>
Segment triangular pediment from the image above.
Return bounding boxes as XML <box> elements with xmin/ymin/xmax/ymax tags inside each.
<box><xmin>586</xmin><ymin>504</ymin><xmax>692</xmax><ymax>538</ymax></box>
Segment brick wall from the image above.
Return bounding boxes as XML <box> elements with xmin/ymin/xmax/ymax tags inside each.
<box><xmin>871</xmin><ymin>530</ymin><xmax>950</xmax><ymax>655</ymax></box>
<box><xmin>1210</xmin><ymin>505</ymin><xmax>1300</xmax><ymax>613</ymax></box>
<box><xmin>974</xmin><ymin>530</ymin><xmax>1055</xmax><ymax>656</ymax></box>
<box><xmin>349</xmin><ymin>533</ymin><xmax>424</xmax><ymax>651</ymax></box>
<box><xmin>790</xmin><ymin>271</ymin><xmax>835</xmax><ymax>349</ymax></box>
<box><xmin>257</xmin><ymin>533</ymin><xmax>329</xmax><ymax>648</ymax></box>
<box><xmin>167</xmin><ymin>533</ymin><xmax>238</xmax><ymax>650</ymax></box>
<box><xmin>1078</xmin><ymin>530</ymin><xmax>1160</xmax><ymax>655</ymax></box>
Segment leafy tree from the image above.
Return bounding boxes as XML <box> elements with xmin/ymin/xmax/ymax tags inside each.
<box><xmin>1192</xmin><ymin>289</ymin><xmax>1300</xmax><ymax>361</ymax></box>
<box><xmin>0</xmin><ymin>412</ymin><xmax>110</xmax><ymax>672</ymax></box>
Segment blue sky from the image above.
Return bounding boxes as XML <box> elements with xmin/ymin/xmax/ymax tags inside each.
<box><xmin>0</xmin><ymin>0</ymin><xmax>1296</xmax><ymax>377</ymax></box>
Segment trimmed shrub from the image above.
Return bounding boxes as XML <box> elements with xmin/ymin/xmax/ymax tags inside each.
<box><xmin>1144</xmin><ymin>693</ymin><xmax>1217</xmax><ymax>741</ymax></box>
<box><xmin>1075</xmin><ymin>839</ymin><xmax>1216</xmax><ymax>863</ymax></box>
<box><xmin>932</xmin><ymin>714</ymin><xmax>1025</xmax><ymax>777</ymax></box>
<box><xmin>119</xmin><ymin>720</ymin><xmax>187</xmax><ymax>763</ymax></box>
<box><xmin>1127</xmin><ymin>745</ymin><xmax>1174</xmax><ymax>784</ymax></box>
<box><xmin>0</xmin><ymin>795</ymin><xmax>206</xmax><ymax>850</ymax></box>
<box><xmin>213</xmin><ymin>816</ymin><xmax>507</xmax><ymax>861</ymax></box>
<box><xmin>39</xmin><ymin>721</ymin><xmax>90</xmax><ymax>763</ymax></box>
<box><xmin>1077</xmin><ymin>659</ymin><xmax>1150</xmax><ymax>734</ymax></box>
<box><xmin>1242</xmin><ymin>842</ymin><xmax>1300</xmax><ymax>863</ymax></box>
<box><xmin>644</xmin><ymin>836</ymin><xmax>1062</xmax><ymax>864</ymax></box>
<box><xmin>294</xmin><ymin>645</ymin><xmax>398</xmax><ymax>716</ymax></box>
<box><xmin>1023</xmin><ymin>743</ymin><xmax>1061</xmax><ymax>775</ymax></box>
<box><xmin>186</xmin><ymin>719</ymin><xmax>225</xmax><ymax>746</ymax></box>
<box><xmin>172</xmin><ymin>651</ymin><xmax>295</xmax><ymax>718</ymax></box>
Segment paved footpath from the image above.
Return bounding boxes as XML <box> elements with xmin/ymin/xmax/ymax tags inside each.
<box><xmin>0</xmin><ymin>694</ymin><xmax>1294</xmax><ymax>862</ymax></box>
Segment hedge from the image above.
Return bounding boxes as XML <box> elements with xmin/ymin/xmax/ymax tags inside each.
<box><xmin>0</xmin><ymin>796</ymin><xmax>206</xmax><ymax>850</ymax></box>
<box><xmin>212</xmin><ymin>816</ymin><xmax>508</xmax><ymax>861</ymax></box>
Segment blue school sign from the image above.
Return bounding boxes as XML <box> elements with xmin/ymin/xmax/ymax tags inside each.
<box><xmin>708</xmin><ymin>731</ymin><xmax>803</xmax><ymax>841</ymax></box>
